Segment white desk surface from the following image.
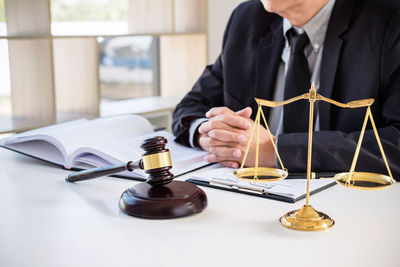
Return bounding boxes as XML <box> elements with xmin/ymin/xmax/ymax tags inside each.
<box><xmin>1</xmin><ymin>148</ymin><xmax>399</xmax><ymax>267</ymax></box>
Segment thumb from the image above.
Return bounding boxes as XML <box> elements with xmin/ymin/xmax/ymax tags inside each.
<box><xmin>236</xmin><ymin>107</ymin><xmax>252</xmax><ymax>118</ymax></box>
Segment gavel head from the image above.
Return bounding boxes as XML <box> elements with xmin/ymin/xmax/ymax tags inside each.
<box><xmin>140</xmin><ymin>136</ymin><xmax>174</xmax><ymax>186</ymax></box>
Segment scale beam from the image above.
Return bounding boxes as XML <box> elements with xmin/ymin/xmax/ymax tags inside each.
<box><xmin>255</xmin><ymin>93</ymin><xmax>374</xmax><ymax>109</ymax></box>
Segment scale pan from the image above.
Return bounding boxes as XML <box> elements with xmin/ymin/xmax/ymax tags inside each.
<box><xmin>234</xmin><ymin>167</ymin><xmax>288</xmax><ymax>182</ymax></box>
<box><xmin>334</xmin><ymin>172</ymin><xmax>395</xmax><ymax>190</ymax></box>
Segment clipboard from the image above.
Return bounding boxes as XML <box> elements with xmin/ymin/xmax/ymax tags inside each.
<box><xmin>186</xmin><ymin>172</ymin><xmax>337</xmax><ymax>203</ymax></box>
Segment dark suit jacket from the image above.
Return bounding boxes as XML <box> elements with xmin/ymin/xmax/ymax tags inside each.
<box><xmin>172</xmin><ymin>0</ymin><xmax>400</xmax><ymax>179</ymax></box>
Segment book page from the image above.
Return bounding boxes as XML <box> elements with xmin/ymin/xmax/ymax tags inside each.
<box><xmin>54</xmin><ymin>115</ymin><xmax>153</xmax><ymax>155</ymax></box>
<box><xmin>190</xmin><ymin>167</ymin><xmax>335</xmax><ymax>199</ymax></box>
<box><xmin>1</xmin><ymin>140</ymin><xmax>66</xmax><ymax>166</ymax></box>
<box><xmin>69</xmin><ymin>131</ymin><xmax>209</xmax><ymax>176</ymax></box>
<box><xmin>1</xmin><ymin>115</ymin><xmax>153</xmax><ymax>167</ymax></box>
<box><xmin>0</xmin><ymin>120</ymin><xmax>86</xmax><ymax>164</ymax></box>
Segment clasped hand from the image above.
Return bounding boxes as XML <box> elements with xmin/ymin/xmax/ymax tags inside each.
<box><xmin>196</xmin><ymin>107</ymin><xmax>277</xmax><ymax>168</ymax></box>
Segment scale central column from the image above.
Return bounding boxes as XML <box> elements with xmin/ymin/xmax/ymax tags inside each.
<box><xmin>279</xmin><ymin>85</ymin><xmax>335</xmax><ymax>231</ymax></box>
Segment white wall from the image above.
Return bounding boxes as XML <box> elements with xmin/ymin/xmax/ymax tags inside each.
<box><xmin>207</xmin><ymin>0</ymin><xmax>245</xmax><ymax>64</ymax></box>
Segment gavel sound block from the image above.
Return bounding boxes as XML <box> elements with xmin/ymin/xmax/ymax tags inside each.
<box><xmin>66</xmin><ymin>136</ymin><xmax>207</xmax><ymax>219</ymax></box>
<box><xmin>119</xmin><ymin>136</ymin><xmax>207</xmax><ymax>219</ymax></box>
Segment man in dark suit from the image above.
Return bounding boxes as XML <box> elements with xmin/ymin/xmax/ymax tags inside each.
<box><xmin>172</xmin><ymin>0</ymin><xmax>400</xmax><ymax>179</ymax></box>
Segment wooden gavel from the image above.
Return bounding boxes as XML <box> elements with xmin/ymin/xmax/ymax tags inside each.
<box><xmin>65</xmin><ymin>136</ymin><xmax>207</xmax><ymax>219</ymax></box>
<box><xmin>66</xmin><ymin>136</ymin><xmax>174</xmax><ymax>186</ymax></box>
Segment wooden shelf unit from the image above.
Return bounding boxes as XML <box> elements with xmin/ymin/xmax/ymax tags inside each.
<box><xmin>2</xmin><ymin>0</ymin><xmax>208</xmax><ymax>133</ymax></box>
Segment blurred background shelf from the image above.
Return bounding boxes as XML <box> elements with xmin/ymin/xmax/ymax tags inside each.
<box><xmin>0</xmin><ymin>116</ymin><xmax>52</xmax><ymax>135</ymax></box>
<box><xmin>0</xmin><ymin>0</ymin><xmax>243</xmax><ymax>134</ymax></box>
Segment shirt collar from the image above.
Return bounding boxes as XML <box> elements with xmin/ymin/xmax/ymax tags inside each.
<box><xmin>283</xmin><ymin>0</ymin><xmax>336</xmax><ymax>52</ymax></box>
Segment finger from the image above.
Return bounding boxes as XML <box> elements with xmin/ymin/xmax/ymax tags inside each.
<box><xmin>236</xmin><ymin>107</ymin><xmax>252</xmax><ymax>118</ymax></box>
<box><xmin>198</xmin><ymin>117</ymin><xmax>249</xmax><ymax>134</ymax></box>
<box><xmin>219</xmin><ymin>161</ymin><xmax>240</xmax><ymax>169</ymax></box>
<box><xmin>204</xmin><ymin>154</ymin><xmax>239</xmax><ymax>168</ymax></box>
<box><xmin>207</xmin><ymin>146</ymin><xmax>241</xmax><ymax>160</ymax></box>
<box><xmin>199</xmin><ymin>136</ymin><xmax>244</xmax><ymax>150</ymax></box>
<box><xmin>208</xmin><ymin>129</ymin><xmax>247</xmax><ymax>143</ymax></box>
<box><xmin>198</xmin><ymin>119</ymin><xmax>231</xmax><ymax>134</ymax></box>
<box><xmin>205</xmin><ymin>107</ymin><xmax>235</xmax><ymax>118</ymax></box>
<box><xmin>204</xmin><ymin>152</ymin><xmax>241</xmax><ymax>167</ymax></box>
<box><xmin>214</xmin><ymin>114</ymin><xmax>251</xmax><ymax>130</ymax></box>
<box><xmin>199</xmin><ymin>136</ymin><xmax>225</xmax><ymax>149</ymax></box>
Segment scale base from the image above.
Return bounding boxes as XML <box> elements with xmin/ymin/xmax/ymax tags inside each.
<box><xmin>279</xmin><ymin>205</ymin><xmax>334</xmax><ymax>231</ymax></box>
<box><xmin>119</xmin><ymin>180</ymin><xmax>207</xmax><ymax>219</ymax></box>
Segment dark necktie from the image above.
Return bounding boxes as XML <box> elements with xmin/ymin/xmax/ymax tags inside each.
<box><xmin>283</xmin><ymin>30</ymin><xmax>311</xmax><ymax>133</ymax></box>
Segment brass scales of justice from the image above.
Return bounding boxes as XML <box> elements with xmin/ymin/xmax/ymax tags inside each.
<box><xmin>233</xmin><ymin>82</ymin><xmax>396</xmax><ymax>232</ymax></box>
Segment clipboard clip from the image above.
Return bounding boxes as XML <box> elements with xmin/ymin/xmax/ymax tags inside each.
<box><xmin>210</xmin><ymin>178</ymin><xmax>268</xmax><ymax>195</ymax></box>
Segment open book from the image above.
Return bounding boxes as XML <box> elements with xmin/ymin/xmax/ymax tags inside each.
<box><xmin>0</xmin><ymin>115</ymin><xmax>209</xmax><ymax>180</ymax></box>
<box><xmin>187</xmin><ymin>167</ymin><xmax>336</xmax><ymax>203</ymax></box>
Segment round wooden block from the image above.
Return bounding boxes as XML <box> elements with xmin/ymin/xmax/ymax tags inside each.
<box><xmin>119</xmin><ymin>181</ymin><xmax>207</xmax><ymax>219</ymax></box>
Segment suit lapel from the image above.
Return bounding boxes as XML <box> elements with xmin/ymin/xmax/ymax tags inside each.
<box><xmin>319</xmin><ymin>0</ymin><xmax>354</xmax><ymax>129</ymax></box>
<box><xmin>254</xmin><ymin>19</ymin><xmax>285</xmax><ymax>118</ymax></box>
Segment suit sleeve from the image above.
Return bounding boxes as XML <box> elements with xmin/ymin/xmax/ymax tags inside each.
<box><xmin>172</xmin><ymin>9</ymin><xmax>236</xmax><ymax>146</ymax></box>
<box><xmin>277</xmin><ymin>8</ymin><xmax>400</xmax><ymax>180</ymax></box>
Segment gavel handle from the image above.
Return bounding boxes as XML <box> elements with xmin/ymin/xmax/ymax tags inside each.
<box><xmin>65</xmin><ymin>160</ymin><xmax>141</xmax><ymax>183</ymax></box>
